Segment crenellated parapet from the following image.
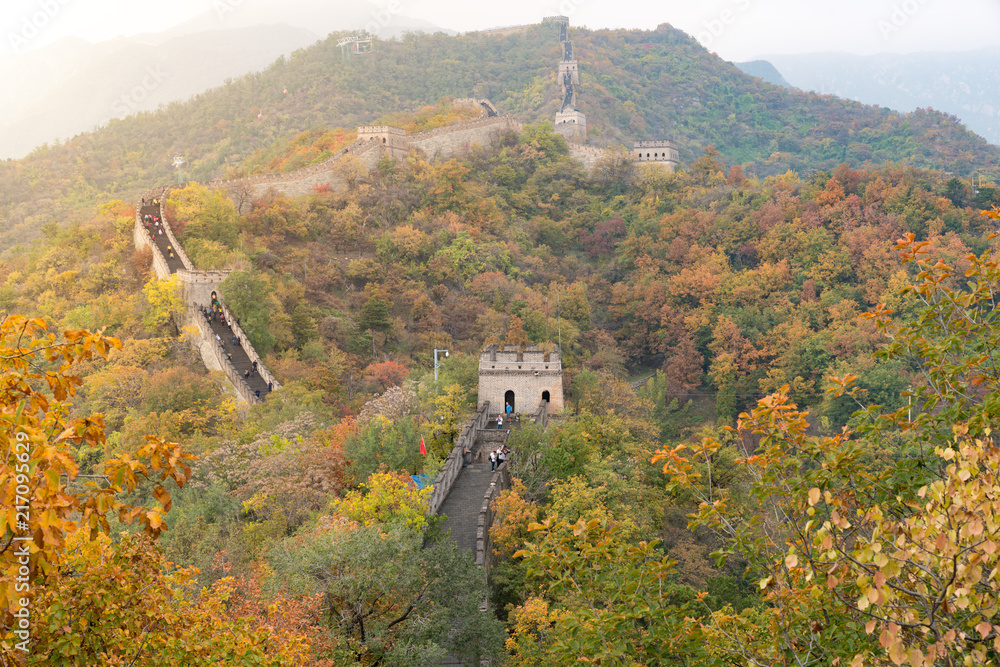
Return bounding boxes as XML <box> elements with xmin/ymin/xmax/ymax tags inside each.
<box><xmin>633</xmin><ymin>139</ymin><xmax>680</xmax><ymax>170</ymax></box>
<box><xmin>478</xmin><ymin>343</ymin><xmax>564</xmax><ymax>415</ymax></box>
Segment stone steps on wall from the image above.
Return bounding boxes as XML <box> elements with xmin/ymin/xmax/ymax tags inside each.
<box><xmin>201</xmin><ymin>311</ymin><xmax>272</xmax><ymax>400</ymax></box>
<box><xmin>135</xmin><ymin>197</ymin><xmax>277</xmax><ymax>404</ymax></box>
<box><xmin>139</xmin><ymin>203</ymin><xmax>186</xmax><ymax>274</ymax></box>
<box><xmin>436</xmin><ymin>463</ymin><xmax>494</xmax><ymax>555</ymax></box>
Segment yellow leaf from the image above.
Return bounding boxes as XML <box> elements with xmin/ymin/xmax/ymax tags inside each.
<box><xmin>808</xmin><ymin>487</ymin><xmax>821</xmax><ymax>506</ymax></box>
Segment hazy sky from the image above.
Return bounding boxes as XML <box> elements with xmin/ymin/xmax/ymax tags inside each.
<box><xmin>3</xmin><ymin>0</ymin><xmax>999</xmax><ymax>60</ymax></box>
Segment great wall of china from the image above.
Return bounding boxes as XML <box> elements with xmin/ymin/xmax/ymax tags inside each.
<box><xmin>132</xmin><ymin>16</ymin><xmax>680</xmax><ymax>411</ymax></box>
<box><xmin>133</xmin><ymin>103</ymin><xmax>521</xmax><ymax>405</ymax></box>
<box><xmin>127</xmin><ymin>24</ymin><xmax>681</xmax><ymax>658</ymax></box>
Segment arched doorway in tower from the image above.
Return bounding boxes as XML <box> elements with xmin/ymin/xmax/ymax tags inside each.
<box><xmin>504</xmin><ymin>390</ymin><xmax>515</xmax><ymax>414</ymax></box>
<box><xmin>541</xmin><ymin>390</ymin><xmax>551</xmax><ymax>404</ymax></box>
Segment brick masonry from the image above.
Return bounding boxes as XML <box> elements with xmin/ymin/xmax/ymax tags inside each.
<box><xmin>478</xmin><ymin>344</ymin><xmax>564</xmax><ymax>415</ymax></box>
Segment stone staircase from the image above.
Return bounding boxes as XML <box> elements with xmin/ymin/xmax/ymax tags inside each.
<box><xmin>436</xmin><ymin>462</ymin><xmax>494</xmax><ymax>555</ymax></box>
<box><xmin>134</xmin><ymin>195</ymin><xmax>278</xmax><ymax>404</ymax></box>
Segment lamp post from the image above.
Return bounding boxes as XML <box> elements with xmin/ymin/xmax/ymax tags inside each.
<box><xmin>434</xmin><ymin>349</ymin><xmax>449</xmax><ymax>382</ymax></box>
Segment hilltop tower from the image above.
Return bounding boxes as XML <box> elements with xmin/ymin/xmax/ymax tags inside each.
<box><xmin>356</xmin><ymin>125</ymin><xmax>410</xmax><ymax>158</ymax></box>
<box><xmin>549</xmin><ymin>16</ymin><xmax>586</xmax><ymax>141</ymax></box>
<box><xmin>478</xmin><ymin>344</ymin><xmax>564</xmax><ymax>415</ymax></box>
<box><xmin>633</xmin><ymin>140</ymin><xmax>680</xmax><ymax>171</ymax></box>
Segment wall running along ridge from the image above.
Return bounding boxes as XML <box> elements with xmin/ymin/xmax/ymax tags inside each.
<box><xmin>133</xmin><ymin>188</ymin><xmax>280</xmax><ymax>405</ymax></box>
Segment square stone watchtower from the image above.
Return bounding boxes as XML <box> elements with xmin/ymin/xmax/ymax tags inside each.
<box><xmin>478</xmin><ymin>344</ymin><xmax>564</xmax><ymax>415</ymax></box>
<box><xmin>554</xmin><ymin>109</ymin><xmax>586</xmax><ymax>141</ymax></box>
<box><xmin>356</xmin><ymin>126</ymin><xmax>411</xmax><ymax>158</ymax></box>
<box><xmin>633</xmin><ymin>140</ymin><xmax>680</xmax><ymax>170</ymax></box>
<box><xmin>559</xmin><ymin>60</ymin><xmax>579</xmax><ymax>85</ymax></box>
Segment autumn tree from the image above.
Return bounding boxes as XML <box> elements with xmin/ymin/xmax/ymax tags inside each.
<box><xmin>656</xmin><ymin>223</ymin><xmax>1000</xmax><ymax>667</ymax></box>
<box><xmin>267</xmin><ymin>470</ymin><xmax>506</xmax><ymax>665</ymax></box>
<box><xmin>141</xmin><ymin>274</ymin><xmax>184</xmax><ymax>332</ymax></box>
<box><xmin>28</xmin><ymin>532</ymin><xmax>309</xmax><ymax>666</ymax></box>
<box><xmin>509</xmin><ymin>517</ymin><xmax>710</xmax><ymax>666</ymax></box>
<box><xmin>429</xmin><ymin>383</ymin><xmax>470</xmax><ymax>455</ymax></box>
<box><xmin>362</xmin><ymin>359</ymin><xmax>408</xmax><ymax>391</ymax></box>
<box><xmin>0</xmin><ymin>316</ymin><xmax>197</xmax><ymax>663</ymax></box>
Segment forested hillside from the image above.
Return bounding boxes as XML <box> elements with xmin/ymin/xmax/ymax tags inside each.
<box><xmin>5</xmin><ymin>16</ymin><xmax>1000</xmax><ymax>666</ymax></box>
<box><xmin>4</xmin><ymin>117</ymin><xmax>1000</xmax><ymax>663</ymax></box>
<box><xmin>2</xmin><ymin>21</ymin><xmax>998</xmax><ymax>252</ymax></box>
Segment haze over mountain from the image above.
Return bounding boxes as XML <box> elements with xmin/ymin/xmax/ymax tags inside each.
<box><xmin>0</xmin><ymin>0</ymin><xmax>445</xmax><ymax>159</ymax></box>
<box><xmin>764</xmin><ymin>49</ymin><xmax>1000</xmax><ymax>146</ymax></box>
<box><xmin>2</xmin><ymin>20</ymin><xmax>998</xmax><ymax>252</ymax></box>
<box><xmin>734</xmin><ymin>61</ymin><xmax>791</xmax><ymax>89</ymax></box>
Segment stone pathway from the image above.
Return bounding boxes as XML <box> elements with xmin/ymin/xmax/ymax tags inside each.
<box><xmin>139</xmin><ymin>202</ymin><xmax>186</xmax><ymax>273</ymax></box>
<box><xmin>202</xmin><ymin>312</ymin><xmax>272</xmax><ymax>400</ymax></box>
<box><xmin>436</xmin><ymin>462</ymin><xmax>493</xmax><ymax>555</ymax></box>
<box><xmin>139</xmin><ymin>200</ymin><xmax>272</xmax><ymax>401</ymax></box>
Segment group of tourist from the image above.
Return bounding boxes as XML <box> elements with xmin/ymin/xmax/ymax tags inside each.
<box><xmin>204</xmin><ymin>305</ymin><xmax>274</xmax><ymax>401</ymax></box>
<box><xmin>142</xmin><ymin>212</ymin><xmax>164</xmax><ymax>238</ymax></box>
<box><xmin>202</xmin><ymin>302</ymin><xmax>229</xmax><ymax>327</ymax></box>
<box><xmin>489</xmin><ymin>445</ymin><xmax>510</xmax><ymax>472</ymax></box>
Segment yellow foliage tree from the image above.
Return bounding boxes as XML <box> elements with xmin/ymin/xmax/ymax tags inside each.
<box><xmin>0</xmin><ymin>316</ymin><xmax>196</xmax><ymax>662</ymax></box>
<box><xmin>141</xmin><ymin>274</ymin><xmax>183</xmax><ymax>331</ymax></box>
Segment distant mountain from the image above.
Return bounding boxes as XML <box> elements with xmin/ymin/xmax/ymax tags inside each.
<box><xmin>765</xmin><ymin>50</ymin><xmax>1000</xmax><ymax>145</ymax></box>
<box><xmin>0</xmin><ymin>0</ymin><xmax>448</xmax><ymax>159</ymax></box>
<box><xmin>0</xmin><ymin>25</ymin><xmax>318</xmax><ymax>159</ymax></box>
<box><xmin>735</xmin><ymin>60</ymin><xmax>791</xmax><ymax>88</ymax></box>
<box><xmin>1</xmin><ymin>22</ymin><xmax>998</xmax><ymax>251</ymax></box>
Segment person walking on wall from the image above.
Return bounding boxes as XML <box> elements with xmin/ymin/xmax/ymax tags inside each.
<box><xmin>489</xmin><ymin>450</ymin><xmax>496</xmax><ymax>472</ymax></box>
<box><xmin>497</xmin><ymin>415</ymin><xmax>503</xmax><ymax>430</ymax></box>
<box><xmin>506</xmin><ymin>402</ymin><xmax>512</xmax><ymax>416</ymax></box>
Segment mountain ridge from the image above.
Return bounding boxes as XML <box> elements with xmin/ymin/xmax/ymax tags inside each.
<box><xmin>1</xmin><ymin>21</ymin><xmax>998</xmax><ymax>252</ymax></box>
<box><xmin>763</xmin><ymin>48</ymin><xmax>1000</xmax><ymax>145</ymax></box>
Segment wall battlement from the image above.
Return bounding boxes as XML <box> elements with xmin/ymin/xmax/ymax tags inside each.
<box><xmin>478</xmin><ymin>344</ymin><xmax>563</xmax><ymax>415</ymax></box>
<box><xmin>633</xmin><ymin>139</ymin><xmax>680</xmax><ymax>170</ymax></box>
<box><xmin>195</xmin><ymin>106</ymin><xmax>516</xmax><ymax>203</ymax></box>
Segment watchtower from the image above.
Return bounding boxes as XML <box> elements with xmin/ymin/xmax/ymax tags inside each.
<box><xmin>478</xmin><ymin>344</ymin><xmax>564</xmax><ymax>415</ymax></box>
<box><xmin>633</xmin><ymin>140</ymin><xmax>680</xmax><ymax>171</ymax></box>
<box><xmin>356</xmin><ymin>125</ymin><xmax>410</xmax><ymax>157</ymax></box>
<box><xmin>559</xmin><ymin>60</ymin><xmax>579</xmax><ymax>85</ymax></box>
<box><xmin>554</xmin><ymin>108</ymin><xmax>587</xmax><ymax>141</ymax></box>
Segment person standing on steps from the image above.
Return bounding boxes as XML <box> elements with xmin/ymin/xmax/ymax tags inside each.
<box><xmin>506</xmin><ymin>402</ymin><xmax>512</xmax><ymax>418</ymax></box>
<box><xmin>489</xmin><ymin>449</ymin><xmax>496</xmax><ymax>472</ymax></box>
<box><xmin>497</xmin><ymin>415</ymin><xmax>503</xmax><ymax>430</ymax></box>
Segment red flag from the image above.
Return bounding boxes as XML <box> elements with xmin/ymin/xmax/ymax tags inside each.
<box><xmin>420</xmin><ymin>435</ymin><xmax>426</xmax><ymax>457</ymax></box>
